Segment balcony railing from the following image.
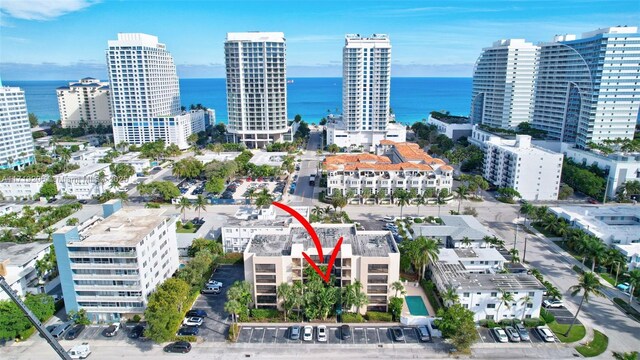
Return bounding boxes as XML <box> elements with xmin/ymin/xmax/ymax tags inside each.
<box><xmin>68</xmin><ymin>251</ymin><xmax>137</xmax><ymax>258</ymax></box>
<box><xmin>70</xmin><ymin>263</ymin><xmax>138</xmax><ymax>270</ymax></box>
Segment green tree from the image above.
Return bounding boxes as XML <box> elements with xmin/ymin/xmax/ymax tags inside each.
<box><xmin>67</xmin><ymin>309</ymin><xmax>91</xmax><ymax>325</ymax></box>
<box><xmin>327</xmin><ymin>144</ymin><xmax>340</xmax><ymax>154</ymax></box>
<box><xmin>193</xmin><ymin>194</ymin><xmax>207</xmax><ymax>218</ymax></box>
<box><xmin>496</xmin><ymin>187</ymin><xmax>521</xmax><ymax>203</ymax></box>
<box><xmin>627</xmin><ymin>269</ymin><xmax>640</xmax><ymax>304</ymax></box>
<box><xmin>519</xmin><ymin>295</ymin><xmax>533</xmax><ymax>322</ymax></box>
<box><xmin>255</xmin><ymin>188</ymin><xmax>274</xmax><ymax>208</ymax></box>
<box><xmin>225</xmin><ymin>281</ymin><xmax>252</xmax><ymax>322</ymax></box>
<box><xmin>391</xmin><ymin>280</ymin><xmax>405</xmax><ymax>297</ymax></box>
<box><xmin>612</xmin><ymin>351</ymin><xmax>639</xmax><ymax>360</ymax></box>
<box><xmin>389</xmin><ymin>296</ymin><xmax>403</xmax><ymax>321</ymax></box>
<box><xmin>434</xmin><ymin>303</ymin><xmax>478</xmax><ymax>352</ymax></box>
<box><xmin>175</xmin><ymin>196</ymin><xmax>191</xmax><ymax>223</ymax></box>
<box><xmin>66</xmin><ymin>217</ymin><xmax>79</xmax><ymax>226</ymax></box>
<box><xmin>496</xmin><ymin>289</ymin><xmax>514</xmax><ymax>320</ymax></box>
<box><xmin>39</xmin><ymin>180</ymin><xmax>58</xmax><ymax>199</ymax></box>
<box><xmin>205</xmin><ymin>177</ymin><xmax>225</xmax><ymax>194</ymax></box>
<box><xmin>28</xmin><ymin>112</ymin><xmax>39</xmax><ymax>127</ymax></box>
<box><xmin>188</xmin><ymin>238</ymin><xmax>223</xmax><ymax>257</ymax></box>
<box><xmin>144</xmin><ymin>278</ymin><xmax>191</xmax><ymax>342</ymax></box>
<box><xmin>394</xmin><ymin>189</ymin><xmax>411</xmax><ymax>219</ymax></box>
<box><xmin>172</xmin><ymin>157</ymin><xmax>204</xmax><ymax>180</ymax></box>
<box><xmin>277</xmin><ymin>282</ymin><xmax>294</xmax><ymax>320</ymax></box>
<box><xmin>564</xmin><ymin>272</ymin><xmax>604</xmax><ymax>337</ymax></box>
<box><xmin>454</xmin><ymin>185</ymin><xmax>468</xmax><ymax>213</ymax></box>
<box><xmin>441</xmin><ymin>287</ymin><xmax>460</xmax><ymax>307</ymax></box>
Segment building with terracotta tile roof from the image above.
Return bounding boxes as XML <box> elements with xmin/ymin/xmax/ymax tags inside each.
<box><xmin>323</xmin><ymin>140</ymin><xmax>453</xmax><ymax>200</ymax></box>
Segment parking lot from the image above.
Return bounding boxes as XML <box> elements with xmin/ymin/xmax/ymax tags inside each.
<box><xmin>237</xmin><ymin>325</ymin><xmax>427</xmax><ymax>345</ymax></box>
<box><xmin>476</xmin><ymin>326</ymin><xmax>555</xmax><ymax>344</ymax></box>
<box><xmin>545</xmin><ymin>307</ymin><xmax>579</xmax><ymax>325</ymax></box>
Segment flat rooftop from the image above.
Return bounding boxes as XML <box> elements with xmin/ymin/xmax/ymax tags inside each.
<box><xmin>249</xmin><ymin>152</ymin><xmax>288</xmax><ymax>167</ymax></box>
<box><xmin>56</xmin><ymin>162</ymin><xmax>110</xmax><ymax>177</ymax></box>
<box><xmin>0</xmin><ymin>242</ymin><xmax>51</xmax><ymax>267</ymax></box>
<box><xmin>413</xmin><ymin>215</ymin><xmax>494</xmax><ymax>241</ymax></box>
<box><xmin>433</xmin><ymin>260</ymin><xmax>545</xmax><ymax>291</ymax></box>
<box><xmin>439</xmin><ymin>248</ymin><xmax>505</xmax><ymax>263</ymax></box>
<box><xmin>247</xmin><ymin>225</ymin><xmax>398</xmax><ymax>257</ymax></box>
<box><xmin>195</xmin><ymin>152</ymin><xmax>241</xmax><ymax>164</ymax></box>
<box><xmin>551</xmin><ymin>205</ymin><xmax>640</xmax><ymax>243</ymax></box>
<box><xmin>225</xmin><ymin>206</ymin><xmax>309</xmax><ymax>227</ymax></box>
<box><xmin>70</xmin><ymin>207</ymin><xmax>173</xmax><ymax>246</ymax></box>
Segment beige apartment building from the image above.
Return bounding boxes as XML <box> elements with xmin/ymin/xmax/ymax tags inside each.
<box><xmin>243</xmin><ymin>224</ymin><xmax>400</xmax><ymax>313</ymax></box>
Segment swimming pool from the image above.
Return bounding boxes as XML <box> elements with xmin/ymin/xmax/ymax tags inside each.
<box><xmin>405</xmin><ymin>296</ymin><xmax>429</xmax><ymax>316</ymax></box>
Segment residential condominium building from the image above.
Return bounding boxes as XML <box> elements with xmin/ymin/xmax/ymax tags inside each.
<box><xmin>107</xmin><ymin>33</ymin><xmax>198</xmax><ymax>149</ymax></box>
<box><xmin>426</xmin><ymin>113</ymin><xmax>473</xmax><ymax>141</ymax></box>
<box><xmin>53</xmin><ymin>200</ymin><xmax>179</xmax><ymax>322</ymax></box>
<box><xmin>532</xmin><ymin>26</ymin><xmax>640</xmax><ymax>147</ymax></box>
<box><xmin>470</xmin><ymin>39</ymin><xmax>539</xmax><ymax>129</ymax></box>
<box><xmin>224</xmin><ymin>32</ymin><xmax>290</xmax><ymax>148</ymax></box>
<box><xmin>326</xmin><ymin>34</ymin><xmax>406</xmax><ymax>151</ymax></box>
<box><xmin>470</xmin><ymin>126</ymin><xmax>563</xmax><ymax>201</ymax></box>
<box><xmin>221</xmin><ymin>205</ymin><xmax>310</xmax><ymax>253</ymax></box>
<box><xmin>431</xmin><ymin>248</ymin><xmax>545</xmax><ymax>322</ymax></box>
<box><xmin>243</xmin><ymin>223</ymin><xmax>399</xmax><ymax>313</ymax></box>
<box><xmin>54</xmin><ymin>163</ymin><xmax>115</xmax><ymax>200</ymax></box>
<box><xmin>56</xmin><ymin>78</ymin><xmax>112</xmax><ymax>128</ymax></box>
<box><xmin>0</xmin><ymin>242</ymin><xmax>60</xmax><ymax>301</ymax></box>
<box><xmin>0</xmin><ymin>85</ymin><xmax>36</xmax><ymax>170</ymax></box>
<box><xmin>323</xmin><ymin>141</ymin><xmax>453</xmax><ymax>199</ymax></box>
<box><xmin>412</xmin><ymin>215</ymin><xmax>497</xmax><ymax>249</ymax></box>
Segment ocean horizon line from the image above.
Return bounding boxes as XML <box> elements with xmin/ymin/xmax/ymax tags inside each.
<box><xmin>4</xmin><ymin>76</ymin><xmax>473</xmax><ymax>82</ymax></box>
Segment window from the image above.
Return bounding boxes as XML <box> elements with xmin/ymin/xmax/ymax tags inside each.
<box><xmin>528</xmin><ymin>292</ymin><xmax>535</xmax><ymax>296</ymax></box>
<box><xmin>491</xmin><ymin>292</ymin><xmax>497</xmax><ymax>297</ymax></box>
<box><xmin>255</xmin><ymin>264</ymin><xmax>276</xmax><ymax>273</ymax></box>
<box><xmin>463</xmin><ymin>292</ymin><xmax>470</xmax><ymax>297</ymax></box>
<box><xmin>487</xmin><ymin>304</ymin><xmax>496</xmax><ymax>309</ymax></box>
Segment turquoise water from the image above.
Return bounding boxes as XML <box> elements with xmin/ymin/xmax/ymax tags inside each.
<box><xmin>4</xmin><ymin>77</ymin><xmax>472</xmax><ymax>125</ymax></box>
<box><xmin>405</xmin><ymin>296</ymin><xmax>429</xmax><ymax>316</ymax></box>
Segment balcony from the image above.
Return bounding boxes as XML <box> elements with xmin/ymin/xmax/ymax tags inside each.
<box><xmin>74</xmin><ymin>284</ymin><xmax>141</xmax><ymax>292</ymax></box>
<box><xmin>72</xmin><ymin>274</ymin><xmax>140</xmax><ymax>281</ymax></box>
<box><xmin>75</xmin><ymin>295</ymin><xmax>143</xmax><ymax>302</ymax></box>
<box><xmin>68</xmin><ymin>251</ymin><xmax>137</xmax><ymax>258</ymax></box>
<box><xmin>70</xmin><ymin>263</ymin><xmax>139</xmax><ymax>270</ymax></box>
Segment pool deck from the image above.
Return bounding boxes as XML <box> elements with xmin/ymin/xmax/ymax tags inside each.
<box><xmin>399</xmin><ymin>280</ymin><xmax>436</xmax><ymax>318</ymax></box>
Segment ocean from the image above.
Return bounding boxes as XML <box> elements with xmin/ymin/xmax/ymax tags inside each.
<box><xmin>3</xmin><ymin>77</ymin><xmax>472</xmax><ymax>125</ymax></box>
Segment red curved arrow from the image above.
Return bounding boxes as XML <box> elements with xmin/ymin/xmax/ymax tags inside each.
<box><xmin>272</xmin><ymin>201</ymin><xmax>342</xmax><ymax>283</ymax></box>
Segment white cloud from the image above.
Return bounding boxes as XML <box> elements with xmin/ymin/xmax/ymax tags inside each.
<box><xmin>0</xmin><ymin>0</ymin><xmax>100</xmax><ymax>20</ymax></box>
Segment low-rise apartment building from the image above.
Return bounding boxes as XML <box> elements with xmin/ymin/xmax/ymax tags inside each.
<box><xmin>426</xmin><ymin>113</ymin><xmax>473</xmax><ymax>141</ymax></box>
<box><xmin>412</xmin><ymin>215</ymin><xmax>496</xmax><ymax>248</ymax></box>
<box><xmin>324</xmin><ymin>141</ymin><xmax>453</xmax><ymax>199</ymax></box>
<box><xmin>470</xmin><ymin>126</ymin><xmax>563</xmax><ymax>201</ymax></box>
<box><xmin>243</xmin><ymin>223</ymin><xmax>400</xmax><ymax>313</ymax></box>
<box><xmin>69</xmin><ymin>147</ymin><xmax>113</xmax><ymax>168</ymax></box>
<box><xmin>221</xmin><ymin>205</ymin><xmax>310</xmax><ymax>253</ymax></box>
<box><xmin>0</xmin><ymin>242</ymin><xmax>60</xmax><ymax>301</ymax></box>
<box><xmin>55</xmin><ymin>163</ymin><xmax>113</xmax><ymax>200</ymax></box>
<box><xmin>53</xmin><ymin>200</ymin><xmax>179</xmax><ymax>322</ymax></box>
<box><xmin>0</xmin><ymin>177</ymin><xmax>46</xmax><ymax>200</ymax></box>
<box><xmin>431</xmin><ymin>248</ymin><xmax>545</xmax><ymax>322</ymax></box>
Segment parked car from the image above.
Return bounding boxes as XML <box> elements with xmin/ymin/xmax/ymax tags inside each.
<box><xmin>381</xmin><ymin>216</ymin><xmax>395</xmax><ymax>222</ymax></box>
<box><xmin>492</xmin><ymin>327</ymin><xmax>508</xmax><ymax>343</ymax></box>
<box><xmin>201</xmin><ymin>285</ymin><xmax>220</xmax><ymax>294</ymax></box>
<box><xmin>536</xmin><ymin>326</ymin><xmax>555</xmax><ymax>342</ymax></box>
<box><xmin>129</xmin><ymin>325</ymin><xmax>145</xmax><ymax>339</ymax></box>
<box><xmin>504</xmin><ymin>326</ymin><xmax>521</xmax><ymax>342</ymax></box>
<box><xmin>514</xmin><ymin>323</ymin><xmax>530</xmax><ymax>341</ymax></box>
<box><xmin>617</xmin><ymin>282</ymin><xmax>631</xmax><ymax>293</ymax></box>
<box><xmin>317</xmin><ymin>325</ymin><xmax>327</xmax><ymax>342</ymax></box>
<box><xmin>303</xmin><ymin>326</ymin><xmax>313</xmax><ymax>341</ymax></box>
<box><xmin>78</xmin><ymin>200</ymin><xmax>88</xmax><ymax>204</ymax></box>
<box><xmin>177</xmin><ymin>326</ymin><xmax>199</xmax><ymax>336</ymax></box>
<box><xmin>183</xmin><ymin>317</ymin><xmax>204</xmax><ymax>327</ymax></box>
<box><xmin>51</xmin><ymin>321</ymin><xmax>73</xmax><ymax>339</ymax></box>
<box><xmin>164</xmin><ymin>341</ymin><xmax>192</xmax><ymax>353</ymax></box>
<box><xmin>186</xmin><ymin>309</ymin><xmax>207</xmax><ymax>318</ymax></box>
<box><xmin>340</xmin><ymin>325</ymin><xmax>351</xmax><ymax>340</ymax></box>
<box><xmin>543</xmin><ymin>299</ymin><xmax>563</xmax><ymax>308</ymax></box>
<box><xmin>390</xmin><ymin>327</ymin><xmax>405</xmax><ymax>341</ymax></box>
<box><xmin>103</xmin><ymin>323</ymin><xmax>120</xmax><ymax>337</ymax></box>
<box><xmin>207</xmin><ymin>280</ymin><xmax>223</xmax><ymax>287</ymax></box>
<box><xmin>416</xmin><ymin>325</ymin><xmax>431</xmax><ymax>342</ymax></box>
<box><xmin>289</xmin><ymin>325</ymin><xmax>301</xmax><ymax>340</ymax></box>
<box><xmin>587</xmin><ymin>198</ymin><xmax>599</xmax><ymax>204</ymax></box>
<box><xmin>67</xmin><ymin>342</ymin><xmax>91</xmax><ymax>359</ymax></box>
<box><xmin>65</xmin><ymin>325</ymin><xmax>85</xmax><ymax>340</ymax></box>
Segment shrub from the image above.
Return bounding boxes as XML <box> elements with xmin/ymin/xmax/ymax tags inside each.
<box><xmin>365</xmin><ymin>311</ymin><xmax>393</xmax><ymax>322</ymax></box>
<box><xmin>174</xmin><ymin>335</ymin><xmax>197</xmax><ymax>342</ymax></box>
<box><xmin>228</xmin><ymin>323</ymin><xmax>240</xmax><ymax>342</ymax></box>
<box><xmin>219</xmin><ymin>253</ymin><xmax>243</xmax><ymax>264</ymax></box>
<box><xmin>184</xmin><ymin>222</ymin><xmax>194</xmax><ymax>229</ymax></box>
<box><xmin>572</xmin><ymin>265</ymin><xmax>585</xmax><ymax>274</ymax></box>
<box><xmin>17</xmin><ymin>327</ymin><xmax>35</xmax><ymax>341</ymax></box>
<box><xmin>250</xmin><ymin>309</ymin><xmax>280</xmax><ymax>320</ymax></box>
<box><xmin>524</xmin><ymin>318</ymin><xmax>543</xmax><ymax>327</ymax></box>
<box><xmin>132</xmin><ymin>314</ymin><xmax>141</xmax><ymax>323</ymax></box>
<box><xmin>342</xmin><ymin>313</ymin><xmax>364</xmax><ymax>323</ymax></box>
<box><xmin>413</xmin><ymin>218</ymin><xmax>424</xmax><ymax>224</ymax></box>
<box><xmin>486</xmin><ymin>320</ymin><xmax>497</xmax><ymax>328</ymax></box>
<box><xmin>540</xmin><ymin>308</ymin><xmax>555</xmax><ymax>324</ymax></box>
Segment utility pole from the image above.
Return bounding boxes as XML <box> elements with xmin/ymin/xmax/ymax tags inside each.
<box><xmin>0</xmin><ymin>276</ymin><xmax>71</xmax><ymax>360</ymax></box>
<box><xmin>522</xmin><ymin>236</ymin><xmax>528</xmax><ymax>263</ymax></box>
<box><xmin>513</xmin><ymin>216</ymin><xmax>519</xmax><ymax>250</ymax></box>
<box><xmin>603</xmin><ymin>176</ymin><xmax>611</xmax><ymax>204</ymax></box>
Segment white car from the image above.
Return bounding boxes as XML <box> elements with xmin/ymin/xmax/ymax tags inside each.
<box><xmin>303</xmin><ymin>326</ymin><xmax>313</xmax><ymax>341</ymax></box>
<box><xmin>492</xmin><ymin>327</ymin><xmax>508</xmax><ymax>343</ymax></box>
<box><xmin>183</xmin><ymin>317</ymin><xmax>204</xmax><ymax>327</ymax></box>
<box><xmin>207</xmin><ymin>280</ymin><xmax>223</xmax><ymax>287</ymax></box>
<box><xmin>317</xmin><ymin>325</ymin><xmax>327</xmax><ymax>342</ymax></box>
<box><xmin>381</xmin><ymin>216</ymin><xmax>396</xmax><ymax>223</ymax></box>
<box><xmin>543</xmin><ymin>299</ymin><xmax>563</xmax><ymax>308</ymax></box>
<box><xmin>536</xmin><ymin>326</ymin><xmax>555</xmax><ymax>342</ymax></box>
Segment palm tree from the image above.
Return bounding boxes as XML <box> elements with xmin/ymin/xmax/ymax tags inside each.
<box><xmin>291</xmin><ymin>281</ymin><xmax>304</xmax><ymax>320</ymax></box>
<box><xmin>585</xmin><ymin>238</ymin><xmax>606</xmax><ymax>271</ymax></box>
<box><xmin>441</xmin><ymin>287</ymin><xmax>460</xmax><ymax>307</ymax></box>
<box><xmin>564</xmin><ymin>272</ymin><xmax>604</xmax><ymax>336</ymax></box>
<box><xmin>109</xmin><ymin>176</ymin><xmax>121</xmax><ymax>190</ymax></box>
<box><xmin>277</xmin><ymin>282</ymin><xmax>293</xmax><ymax>320</ymax></box>
<box><xmin>255</xmin><ymin>188</ymin><xmax>274</xmax><ymax>208</ymax></box>
<box><xmin>352</xmin><ymin>280</ymin><xmax>368</xmax><ymax>314</ymax></box>
<box><xmin>454</xmin><ymin>185</ymin><xmax>468</xmax><ymax>213</ymax></box>
<box><xmin>224</xmin><ymin>299</ymin><xmax>243</xmax><ymax>324</ymax></box>
<box><xmin>341</xmin><ymin>283</ymin><xmax>357</xmax><ymax>312</ymax></box>
<box><xmin>627</xmin><ymin>269</ymin><xmax>640</xmax><ymax>304</ymax></box>
<box><xmin>547</xmin><ymin>286</ymin><xmax>563</xmax><ymax>301</ymax></box>
<box><xmin>375</xmin><ymin>189</ymin><xmax>386</xmax><ymax>204</ymax></box>
<box><xmin>519</xmin><ymin>202</ymin><xmax>535</xmax><ymax>226</ymax></box>
<box><xmin>508</xmin><ymin>248</ymin><xmax>520</xmax><ymax>263</ymax></box>
<box><xmin>194</xmin><ymin>195</ymin><xmax>207</xmax><ymax>218</ymax></box>
<box><xmin>175</xmin><ymin>196</ymin><xmax>191</xmax><ymax>223</ymax></box>
<box><xmin>97</xmin><ymin>171</ymin><xmax>107</xmax><ymax>193</ymax></box>
<box><xmin>415</xmin><ymin>236</ymin><xmax>440</xmax><ymax>280</ymax></box>
<box><xmin>612</xmin><ymin>351</ymin><xmax>639</xmax><ymax>360</ymax></box>
<box><xmin>497</xmin><ymin>289</ymin><xmax>515</xmax><ymax>320</ymax></box>
<box><xmin>519</xmin><ymin>295</ymin><xmax>533</xmax><ymax>321</ymax></box>
<box><xmin>361</xmin><ymin>188</ymin><xmax>372</xmax><ymax>205</ymax></box>
<box><xmin>391</xmin><ymin>281</ymin><xmax>405</xmax><ymax>297</ymax></box>
<box><xmin>311</xmin><ymin>205</ymin><xmax>324</xmax><ymax>220</ymax></box>
<box><xmin>395</xmin><ymin>189</ymin><xmax>411</xmax><ymax>219</ymax></box>
<box><xmin>461</xmin><ymin>237</ymin><xmax>472</xmax><ymax>248</ymax></box>
<box><xmin>245</xmin><ymin>188</ymin><xmax>256</xmax><ymax>204</ymax></box>
<box><xmin>415</xmin><ymin>191</ymin><xmax>427</xmax><ymax>217</ymax></box>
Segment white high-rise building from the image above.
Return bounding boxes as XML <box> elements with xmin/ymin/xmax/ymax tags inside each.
<box><xmin>327</xmin><ymin>34</ymin><xmax>405</xmax><ymax>151</ymax></box>
<box><xmin>532</xmin><ymin>26</ymin><xmax>640</xmax><ymax>147</ymax></box>
<box><xmin>56</xmin><ymin>78</ymin><xmax>112</xmax><ymax>128</ymax></box>
<box><xmin>470</xmin><ymin>39</ymin><xmax>539</xmax><ymax>129</ymax></box>
<box><xmin>0</xmin><ymin>84</ymin><xmax>35</xmax><ymax>170</ymax></box>
<box><xmin>106</xmin><ymin>33</ymin><xmax>195</xmax><ymax>149</ymax></box>
<box><xmin>225</xmin><ymin>32</ymin><xmax>289</xmax><ymax>148</ymax></box>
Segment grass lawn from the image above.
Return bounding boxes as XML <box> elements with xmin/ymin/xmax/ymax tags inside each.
<box><xmin>599</xmin><ymin>272</ymin><xmax>616</xmax><ymax>286</ymax></box>
<box><xmin>575</xmin><ymin>330</ymin><xmax>608</xmax><ymax>357</ymax></box>
<box><xmin>547</xmin><ymin>321</ymin><xmax>586</xmax><ymax>343</ymax></box>
<box><xmin>176</xmin><ymin>227</ymin><xmax>197</xmax><ymax>233</ymax></box>
<box><xmin>532</xmin><ymin>223</ymin><xmax>557</xmax><ymax>238</ymax></box>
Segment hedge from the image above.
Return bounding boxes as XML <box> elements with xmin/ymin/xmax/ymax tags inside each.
<box><xmin>365</xmin><ymin>311</ymin><xmax>393</xmax><ymax>322</ymax></box>
<box><xmin>174</xmin><ymin>335</ymin><xmax>197</xmax><ymax>343</ymax></box>
<box><xmin>342</xmin><ymin>313</ymin><xmax>364</xmax><ymax>323</ymax></box>
<box><xmin>541</xmin><ymin>308</ymin><xmax>555</xmax><ymax>324</ymax></box>
<box><xmin>413</xmin><ymin>218</ymin><xmax>424</xmax><ymax>223</ymax></box>
<box><xmin>524</xmin><ymin>318</ymin><xmax>545</xmax><ymax>327</ymax></box>
<box><xmin>250</xmin><ymin>309</ymin><xmax>280</xmax><ymax>320</ymax></box>
<box><xmin>219</xmin><ymin>253</ymin><xmax>243</xmax><ymax>264</ymax></box>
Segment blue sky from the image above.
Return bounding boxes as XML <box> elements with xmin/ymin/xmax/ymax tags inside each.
<box><xmin>1</xmin><ymin>0</ymin><xmax>638</xmax><ymax>79</ymax></box>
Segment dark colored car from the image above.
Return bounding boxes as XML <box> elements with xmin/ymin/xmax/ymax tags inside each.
<box><xmin>289</xmin><ymin>325</ymin><xmax>301</xmax><ymax>340</ymax></box>
<box><xmin>340</xmin><ymin>325</ymin><xmax>351</xmax><ymax>340</ymax></box>
<box><xmin>177</xmin><ymin>326</ymin><xmax>199</xmax><ymax>336</ymax></box>
<box><xmin>186</xmin><ymin>309</ymin><xmax>207</xmax><ymax>318</ymax></box>
<box><xmin>390</xmin><ymin>327</ymin><xmax>404</xmax><ymax>341</ymax></box>
<box><xmin>103</xmin><ymin>323</ymin><xmax>120</xmax><ymax>337</ymax></box>
<box><xmin>129</xmin><ymin>325</ymin><xmax>145</xmax><ymax>339</ymax></box>
<box><xmin>416</xmin><ymin>325</ymin><xmax>431</xmax><ymax>342</ymax></box>
<box><xmin>164</xmin><ymin>341</ymin><xmax>192</xmax><ymax>353</ymax></box>
<box><xmin>64</xmin><ymin>324</ymin><xmax>85</xmax><ymax>340</ymax></box>
<box><xmin>78</xmin><ymin>200</ymin><xmax>88</xmax><ymax>204</ymax></box>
